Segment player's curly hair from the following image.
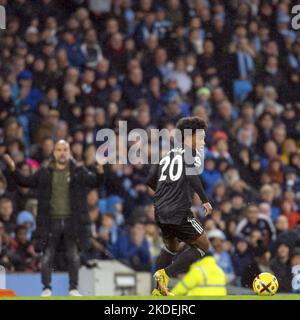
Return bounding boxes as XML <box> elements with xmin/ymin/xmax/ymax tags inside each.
<box><xmin>176</xmin><ymin>117</ymin><xmax>207</xmax><ymax>135</ymax></box>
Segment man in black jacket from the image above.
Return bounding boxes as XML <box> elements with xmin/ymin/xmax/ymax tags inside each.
<box><xmin>3</xmin><ymin>140</ymin><xmax>104</xmax><ymax>296</ymax></box>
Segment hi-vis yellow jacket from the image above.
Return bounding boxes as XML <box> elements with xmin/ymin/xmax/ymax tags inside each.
<box><xmin>171</xmin><ymin>256</ymin><xmax>227</xmax><ymax>296</ymax></box>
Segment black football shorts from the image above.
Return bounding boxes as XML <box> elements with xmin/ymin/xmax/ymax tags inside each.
<box><xmin>157</xmin><ymin>216</ymin><xmax>204</xmax><ymax>243</ymax></box>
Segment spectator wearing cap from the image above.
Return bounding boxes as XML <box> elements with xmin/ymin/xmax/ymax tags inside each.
<box><xmin>25</xmin><ymin>26</ymin><xmax>40</xmax><ymax>56</ymax></box>
<box><xmin>276</xmin><ymin>13</ymin><xmax>296</xmax><ymax>51</ymax></box>
<box><xmin>8</xmin><ymin>224</ymin><xmax>37</xmax><ymax>272</ymax></box>
<box><xmin>194</xmin><ymin>87</ymin><xmax>212</xmax><ymax>112</ymax></box>
<box><xmin>211</xmin><ymin>131</ymin><xmax>232</xmax><ymax>161</ymax></box>
<box><xmin>16</xmin><ymin>210</ymin><xmax>36</xmax><ymax>241</ymax></box>
<box><xmin>208</xmin><ymin>229</ymin><xmax>235</xmax><ymax>283</ymax></box>
<box><xmin>16</xmin><ymin>70</ymin><xmax>43</xmax><ymax>114</ymax></box>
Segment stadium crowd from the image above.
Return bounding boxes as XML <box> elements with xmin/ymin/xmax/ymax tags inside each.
<box><xmin>0</xmin><ymin>0</ymin><xmax>300</xmax><ymax>292</ymax></box>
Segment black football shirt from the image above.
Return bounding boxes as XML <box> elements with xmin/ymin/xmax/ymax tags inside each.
<box><xmin>147</xmin><ymin>145</ymin><xmax>208</xmax><ymax>225</ymax></box>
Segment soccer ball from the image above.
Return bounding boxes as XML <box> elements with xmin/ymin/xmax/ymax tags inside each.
<box><xmin>252</xmin><ymin>272</ymin><xmax>279</xmax><ymax>296</ymax></box>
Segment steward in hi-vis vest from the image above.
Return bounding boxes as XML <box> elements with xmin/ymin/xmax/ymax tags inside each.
<box><xmin>171</xmin><ymin>254</ymin><xmax>227</xmax><ymax>296</ymax></box>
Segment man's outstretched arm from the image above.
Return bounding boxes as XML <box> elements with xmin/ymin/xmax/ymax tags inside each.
<box><xmin>3</xmin><ymin>154</ymin><xmax>39</xmax><ymax>188</ymax></box>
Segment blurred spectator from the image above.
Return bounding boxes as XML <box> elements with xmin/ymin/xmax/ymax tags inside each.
<box><xmin>270</xmin><ymin>242</ymin><xmax>292</xmax><ymax>293</ymax></box>
<box><xmin>236</xmin><ymin>204</ymin><xmax>276</xmax><ymax>244</ymax></box>
<box><xmin>275</xmin><ymin>215</ymin><xmax>290</xmax><ymax>236</ymax></box>
<box><xmin>0</xmin><ymin>197</ymin><xmax>16</xmax><ymax>235</ymax></box>
<box><xmin>241</xmin><ymin>244</ymin><xmax>272</xmax><ymax>289</ymax></box>
<box><xmin>0</xmin><ymin>221</ymin><xmax>14</xmax><ymax>271</ymax></box>
<box><xmin>8</xmin><ymin>225</ymin><xmax>37</xmax><ymax>272</ymax></box>
<box><xmin>16</xmin><ymin>210</ymin><xmax>36</xmax><ymax>240</ymax></box>
<box><xmin>291</xmin><ymin>249</ymin><xmax>300</xmax><ymax>293</ymax></box>
<box><xmin>144</xmin><ymin>221</ymin><xmax>163</xmax><ymax>270</ymax></box>
<box><xmin>231</xmin><ymin>237</ymin><xmax>252</xmax><ymax>284</ymax></box>
<box><xmin>112</xmin><ymin>222</ymin><xmax>151</xmax><ymax>272</ymax></box>
<box><xmin>280</xmin><ymin>199</ymin><xmax>300</xmax><ymax>230</ymax></box>
<box><xmin>87</xmin><ymin>209</ymin><xmax>118</xmax><ymax>260</ymax></box>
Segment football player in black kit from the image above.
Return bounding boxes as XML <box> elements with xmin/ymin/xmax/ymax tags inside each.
<box><xmin>147</xmin><ymin>117</ymin><xmax>213</xmax><ymax>296</ymax></box>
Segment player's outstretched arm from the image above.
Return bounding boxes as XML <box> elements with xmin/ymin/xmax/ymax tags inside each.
<box><xmin>187</xmin><ymin>174</ymin><xmax>212</xmax><ymax>216</ymax></box>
